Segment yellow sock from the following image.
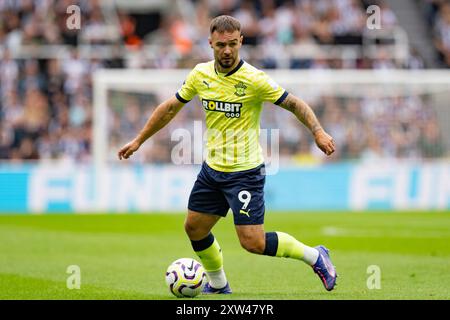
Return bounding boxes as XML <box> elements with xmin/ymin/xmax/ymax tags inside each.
<box><xmin>275</xmin><ymin>231</ymin><xmax>305</xmax><ymax>259</ymax></box>
<box><xmin>274</xmin><ymin>231</ymin><xmax>319</xmax><ymax>265</ymax></box>
<box><xmin>191</xmin><ymin>233</ymin><xmax>227</xmax><ymax>288</ymax></box>
<box><xmin>195</xmin><ymin>238</ymin><xmax>223</xmax><ymax>272</ymax></box>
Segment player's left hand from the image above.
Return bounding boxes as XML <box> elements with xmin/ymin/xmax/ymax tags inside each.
<box><xmin>314</xmin><ymin>129</ymin><xmax>335</xmax><ymax>156</ymax></box>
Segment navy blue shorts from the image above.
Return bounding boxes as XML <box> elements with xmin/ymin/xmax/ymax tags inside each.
<box><xmin>188</xmin><ymin>162</ymin><xmax>266</xmax><ymax>225</ymax></box>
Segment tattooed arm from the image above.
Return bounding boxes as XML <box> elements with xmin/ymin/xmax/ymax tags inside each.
<box><xmin>279</xmin><ymin>93</ymin><xmax>336</xmax><ymax>156</ymax></box>
<box><xmin>118</xmin><ymin>95</ymin><xmax>184</xmax><ymax>160</ymax></box>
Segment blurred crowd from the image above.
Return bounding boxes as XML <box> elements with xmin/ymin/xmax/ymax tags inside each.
<box><xmin>0</xmin><ymin>0</ymin><xmax>448</xmax><ymax>164</ymax></box>
<box><xmin>107</xmin><ymin>90</ymin><xmax>446</xmax><ymax>165</ymax></box>
<box><xmin>273</xmin><ymin>94</ymin><xmax>446</xmax><ymax>163</ymax></box>
<box><xmin>124</xmin><ymin>0</ymin><xmax>424</xmax><ymax>69</ymax></box>
<box><xmin>424</xmin><ymin>0</ymin><xmax>450</xmax><ymax>67</ymax></box>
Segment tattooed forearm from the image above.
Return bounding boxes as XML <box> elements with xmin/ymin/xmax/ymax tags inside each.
<box><xmin>279</xmin><ymin>93</ymin><xmax>323</xmax><ymax>134</ymax></box>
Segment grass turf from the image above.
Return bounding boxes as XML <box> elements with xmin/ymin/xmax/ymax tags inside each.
<box><xmin>0</xmin><ymin>211</ymin><xmax>449</xmax><ymax>300</ymax></box>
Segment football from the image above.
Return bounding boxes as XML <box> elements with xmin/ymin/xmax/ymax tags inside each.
<box><xmin>165</xmin><ymin>258</ymin><xmax>207</xmax><ymax>298</ymax></box>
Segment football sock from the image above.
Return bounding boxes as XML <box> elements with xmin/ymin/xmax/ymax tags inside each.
<box><xmin>264</xmin><ymin>231</ymin><xmax>319</xmax><ymax>265</ymax></box>
<box><xmin>190</xmin><ymin>233</ymin><xmax>228</xmax><ymax>289</ymax></box>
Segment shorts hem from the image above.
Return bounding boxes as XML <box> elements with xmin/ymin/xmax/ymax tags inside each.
<box><xmin>187</xmin><ymin>206</ymin><xmax>228</xmax><ymax>217</ymax></box>
<box><xmin>205</xmin><ymin>161</ymin><xmax>265</xmax><ymax>174</ymax></box>
<box><xmin>233</xmin><ymin>220</ymin><xmax>264</xmax><ymax>226</ymax></box>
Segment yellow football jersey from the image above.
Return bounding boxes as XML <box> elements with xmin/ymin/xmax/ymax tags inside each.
<box><xmin>176</xmin><ymin>59</ymin><xmax>288</xmax><ymax>172</ymax></box>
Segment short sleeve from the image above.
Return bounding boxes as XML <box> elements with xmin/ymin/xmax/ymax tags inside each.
<box><xmin>257</xmin><ymin>71</ymin><xmax>288</xmax><ymax>105</ymax></box>
<box><xmin>176</xmin><ymin>68</ymin><xmax>198</xmax><ymax>103</ymax></box>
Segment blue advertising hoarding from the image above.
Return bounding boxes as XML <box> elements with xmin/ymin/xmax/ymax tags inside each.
<box><xmin>0</xmin><ymin>162</ymin><xmax>448</xmax><ymax>213</ymax></box>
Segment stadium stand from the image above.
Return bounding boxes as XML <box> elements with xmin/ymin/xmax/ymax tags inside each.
<box><xmin>0</xmin><ymin>0</ymin><xmax>447</xmax><ymax>164</ymax></box>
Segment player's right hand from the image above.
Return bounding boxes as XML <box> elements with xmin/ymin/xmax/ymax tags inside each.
<box><xmin>118</xmin><ymin>139</ymin><xmax>141</xmax><ymax>160</ymax></box>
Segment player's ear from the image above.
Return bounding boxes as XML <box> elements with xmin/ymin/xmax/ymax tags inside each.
<box><xmin>208</xmin><ymin>37</ymin><xmax>212</xmax><ymax>48</ymax></box>
<box><xmin>239</xmin><ymin>34</ymin><xmax>243</xmax><ymax>45</ymax></box>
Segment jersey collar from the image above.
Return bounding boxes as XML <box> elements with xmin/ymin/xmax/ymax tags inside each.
<box><xmin>215</xmin><ymin>59</ymin><xmax>244</xmax><ymax>77</ymax></box>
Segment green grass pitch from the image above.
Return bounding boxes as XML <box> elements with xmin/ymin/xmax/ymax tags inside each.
<box><xmin>0</xmin><ymin>211</ymin><xmax>449</xmax><ymax>300</ymax></box>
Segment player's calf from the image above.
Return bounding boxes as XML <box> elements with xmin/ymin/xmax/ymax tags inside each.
<box><xmin>239</xmin><ymin>237</ymin><xmax>265</xmax><ymax>254</ymax></box>
<box><xmin>235</xmin><ymin>225</ymin><xmax>266</xmax><ymax>254</ymax></box>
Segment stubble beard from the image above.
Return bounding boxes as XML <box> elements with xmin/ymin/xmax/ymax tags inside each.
<box><xmin>218</xmin><ymin>56</ymin><xmax>235</xmax><ymax>69</ymax></box>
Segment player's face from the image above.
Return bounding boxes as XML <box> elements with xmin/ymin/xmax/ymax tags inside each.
<box><xmin>209</xmin><ymin>30</ymin><xmax>243</xmax><ymax>70</ymax></box>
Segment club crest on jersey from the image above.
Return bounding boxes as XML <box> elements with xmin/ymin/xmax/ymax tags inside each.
<box><xmin>234</xmin><ymin>81</ymin><xmax>247</xmax><ymax>97</ymax></box>
<box><xmin>202</xmin><ymin>99</ymin><xmax>242</xmax><ymax>118</ymax></box>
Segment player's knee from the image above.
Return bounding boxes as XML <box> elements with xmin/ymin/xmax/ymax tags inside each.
<box><xmin>239</xmin><ymin>236</ymin><xmax>265</xmax><ymax>255</ymax></box>
<box><xmin>184</xmin><ymin>220</ymin><xmax>199</xmax><ymax>238</ymax></box>
<box><xmin>184</xmin><ymin>220</ymin><xmax>209</xmax><ymax>240</ymax></box>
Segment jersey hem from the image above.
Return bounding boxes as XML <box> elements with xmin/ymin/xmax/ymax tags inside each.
<box><xmin>205</xmin><ymin>160</ymin><xmax>265</xmax><ymax>173</ymax></box>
